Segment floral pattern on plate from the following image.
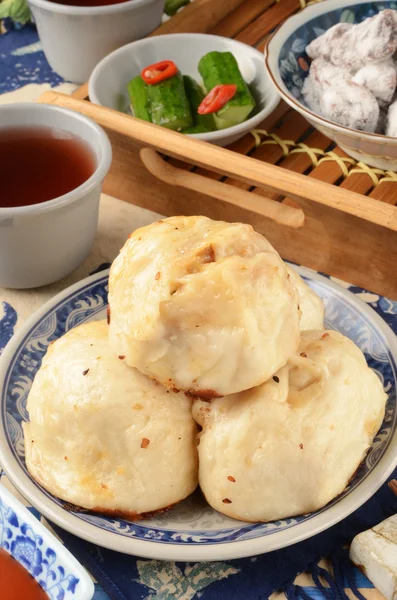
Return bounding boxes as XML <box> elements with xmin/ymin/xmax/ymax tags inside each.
<box><xmin>1</xmin><ymin>265</ymin><xmax>396</xmax><ymax>554</ymax></box>
<box><xmin>0</xmin><ymin>490</ymin><xmax>81</xmax><ymax>599</ymax></box>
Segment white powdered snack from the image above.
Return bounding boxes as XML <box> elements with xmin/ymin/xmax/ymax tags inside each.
<box><xmin>376</xmin><ymin>106</ymin><xmax>389</xmax><ymax>134</ymax></box>
<box><xmin>352</xmin><ymin>59</ymin><xmax>397</xmax><ymax>104</ymax></box>
<box><xmin>310</xmin><ymin>58</ymin><xmax>352</xmax><ymax>89</ymax></box>
<box><xmin>303</xmin><ymin>11</ymin><xmax>397</xmax><ymax>134</ymax></box>
<box><xmin>330</xmin><ymin>10</ymin><xmax>397</xmax><ymax>71</ymax></box>
<box><xmin>320</xmin><ymin>82</ymin><xmax>379</xmax><ymax>132</ymax></box>
<box><xmin>386</xmin><ymin>97</ymin><xmax>397</xmax><ymax>136</ymax></box>
<box><xmin>306</xmin><ymin>23</ymin><xmax>353</xmax><ymax>61</ymax></box>
<box><xmin>302</xmin><ymin>59</ymin><xmax>351</xmax><ymax>113</ymax></box>
<box><xmin>302</xmin><ymin>72</ymin><xmax>322</xmax><ymax>113</ymax></box>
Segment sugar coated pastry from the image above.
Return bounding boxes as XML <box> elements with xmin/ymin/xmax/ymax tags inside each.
<box><xmin>310</xmin><ymin>58</ymin><xmax>351</xmax><ymax>90</ymax></box>
<box><xmin>108</xmin><ymin>216</ymin><xmax>301</xmax><ymax>397</ymax></box>
<box><xmin>331</xmin><ymin>11</ymin><xmax>397</xmax><ymax>71</ymax></box>
<box><xmin>306</xmin><ymin>23</ymin><xmax>353</xmax><ymax>61</ymax></box>
<box><xmin>320</xmin><ymin>82</ymin><xmax>379</xmax><ymax>132</ymax></box>
<box><xmin>286</xmin><ymin>266</ymin><xmax>324</xmax><ymax>331</ymax></box>
<box><xmin>303</xmin><ymin>11</ymin><xmax>397</xmax><ymax>134</ymax></box>
<box><xmin>352</xmin><ymin>60</ymin><xmax>396</xmax><ymax>104</ymax></box>
<box><xmin>376</xmin><ymin>106</ymin><xmax>389</xmax><ymax>134</ymax></box>
<box><xmin>193</xmin><ymin>330</ymin><xmax>386</xmax><ymax>523</ymax></box>
<box><xmin>386</xmin><ymin>98</ymin><xmax>397</xmax><ymax>136</ymax></box>
<box><xmin>24</xmin><ymin>321</ymin><xmax>198</xmax><ymax>517</ymax></box>
<box><xmin>302</xmin><ymin>59</ymin><xmax>352</xmax><ymax>111</ymax></box>
<box><xmin>302</xmin><ymin>72</ymin><xmax>322</xmax><ymax>113</ymax></box>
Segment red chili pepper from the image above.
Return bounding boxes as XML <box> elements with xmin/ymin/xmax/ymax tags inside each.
<box><xmin>198</xmin><ymin>84</ymin><xmax>237</xmax><ymax>115</ymax></box>
<box><xmin>141</xmin><ymin>60</ymin><xmax>178</xmax><ymax>85</ymax></box>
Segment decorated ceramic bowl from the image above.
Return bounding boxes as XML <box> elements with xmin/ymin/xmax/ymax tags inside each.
<box><xmin>0</xmin><ymin>483</ymin><xmax>94</xmax><ymax>599</ymax></box>
<box><xmin>265</xmin><ymin>0</ymin><xmax>397</xmax><ymax>171</ymax></box>
<box><xmin>0</xmin><ymin>266</ymin><xmax>396</xmax><ymax>561</ymax></box>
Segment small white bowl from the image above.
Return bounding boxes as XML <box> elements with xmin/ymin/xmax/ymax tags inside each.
<box><xmin>265</xmin><ymin>0</ymin><xmax>397</xmax><ymax>171</ymax></box>
<box><xmin>28</xmin><ymin>0</ymin><xmax>165</xmax><ymax>84</ymax></box>
<box><xmin>89</xmin><ymin>33</ymin><xmax>280</xmax><ymax>147</ymax></box>
<box><xmin>0</xmin><ymin>483</ymin><xmax>94</xmax><ymax>599</ymax></box>
<box><xmin>0</xmin><ymin>103</ymin><xmax>112</xmax><ymax>289</ymax></box>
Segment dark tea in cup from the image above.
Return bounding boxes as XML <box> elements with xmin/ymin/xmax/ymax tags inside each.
<box><xmin>0</xmin><ymin>126</ymin><xmax>96</xmax><ymax>208</ymax></box>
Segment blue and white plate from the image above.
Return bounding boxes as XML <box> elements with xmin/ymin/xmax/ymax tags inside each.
<box><xmin>0</xmin><ymin>267</ymin><xmax>396</xmax><ymax>561</ymax></box>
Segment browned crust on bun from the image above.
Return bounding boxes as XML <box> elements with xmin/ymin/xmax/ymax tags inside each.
<box><xmin>61</xmin><ymin>501</ymin><xmax>176</xmax><ymax>521</ymax></box>
<box><xmin>184</xmin><ymin>389</ymin><xmax>223</xmax><ymax>400</ymax></box>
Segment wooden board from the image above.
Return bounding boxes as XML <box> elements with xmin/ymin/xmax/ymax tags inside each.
<box><xmin>42</xmin><ymin>0</ymin><xmax>397</xmax><ymax>299</ymax></box>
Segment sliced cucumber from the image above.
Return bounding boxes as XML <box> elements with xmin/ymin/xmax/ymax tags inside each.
<box><xmin>165</xmin><ymin>0</ymin><xmax>190</xmax><ymax>16</ymax></box>
<box><xmin>147</xmin><ymin>72</ymin><xmax>193</xmax><ymax>132</ymax></box>
<box><xmin>182</xmin><ymin>124</ymin><xmax>212</xmax><ymax>134</ymax></box>
<box><xmin>198</xmin><ymin>51</ymin><xmax>256</xmax><ymax>128</ymax></box>
<box><xmin>127</xmin><ymin>76</ymin><xmax>151</xmax><ymax>122</ymax></box>
<box><xmin>183</xmin><ymin>75</ymin><xmax>216</xmax><ymax>132</ymax></box>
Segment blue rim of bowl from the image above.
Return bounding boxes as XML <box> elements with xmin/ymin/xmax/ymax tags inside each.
<box><xmin>264</xmin><ymin>0</ymin><xmax>397</xmax><ymax>142</ymax></box>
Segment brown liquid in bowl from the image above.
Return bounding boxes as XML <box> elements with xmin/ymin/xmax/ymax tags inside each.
<box><xmin>0</xmin><ymin>126</ymin><xmax>96</xmax><ymax>208</ymax></box>
<box><xmin>0</xmin><ymin>547</ymin><xmax>49</xmax><ymax>599</ymax></box>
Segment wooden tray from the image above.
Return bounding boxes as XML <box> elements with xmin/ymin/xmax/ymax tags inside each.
<box><xmin>39</xmin><ymin>0</ymin><xmax>397</xmax><ymax>299</ymax></box>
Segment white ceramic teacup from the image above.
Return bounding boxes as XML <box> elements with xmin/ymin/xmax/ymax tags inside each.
<box><xmin>27</xmin><ymin>0</ymin><xmax>165</xmax><ymax>84</ymax></box>
<box><xmin>0</xmin><ymin>103</ymin><xmax>112</xmax><ymax>289</ymax></box>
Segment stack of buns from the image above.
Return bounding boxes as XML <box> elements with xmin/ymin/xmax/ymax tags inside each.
<box><xmin>24</xmin><ymin>216</ymin><xmax>387</xmax><ymax>522</ymax></box>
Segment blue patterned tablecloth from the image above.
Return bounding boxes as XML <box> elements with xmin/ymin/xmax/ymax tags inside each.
<box><xmin>0</xmin><ymin>24</ymin><xmax>63</xmax><ymax>93</ymax></box>
<box><xmin>1</xmin><ymin>20</ymin><xmax>397</xmax><ymax>600</ymax></box>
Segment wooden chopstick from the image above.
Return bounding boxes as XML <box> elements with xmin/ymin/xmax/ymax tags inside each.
<box><xmin>388</xmin><ymin>480</ymin><xmax>397</xmax><ymax>496</ymax></box>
